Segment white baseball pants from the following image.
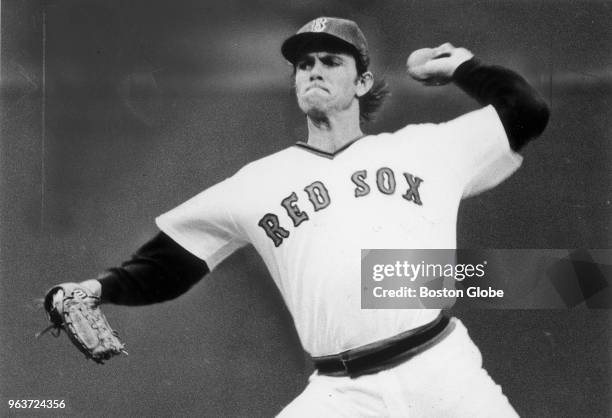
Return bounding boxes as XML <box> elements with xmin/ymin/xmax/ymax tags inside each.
<box><xmin>278</xmin><ymin>318</ymin><xmax>518</xmax><ymax>418</ymax></box>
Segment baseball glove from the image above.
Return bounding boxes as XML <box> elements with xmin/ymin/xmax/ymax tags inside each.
<box><xmin>40</xmin><ymin>282</ymin><xmax>127</xmax><ymax>364</ymax></box>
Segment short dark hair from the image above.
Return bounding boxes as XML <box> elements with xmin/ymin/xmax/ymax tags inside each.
<box><xmin>291</xmin><ymin>39</ymin><xmax>389</xmax><ymax>125</ymax></box>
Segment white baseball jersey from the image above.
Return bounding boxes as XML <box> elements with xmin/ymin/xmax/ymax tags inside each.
<box><xmin>156</xmin><ymin>105</ymin><xmax>521</xmax><ymax>356</ymax></box>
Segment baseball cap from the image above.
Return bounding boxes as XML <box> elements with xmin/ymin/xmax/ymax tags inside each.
<box><xmin>281</xmin><ymin>17</ymin><xmax>370</xmax><ymax>69</ymax></box>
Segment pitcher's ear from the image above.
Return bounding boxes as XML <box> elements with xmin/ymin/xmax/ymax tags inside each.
<box><xmin>356</xmin><ymin>71</ymin><xmax>374</xmax><ymax>97</ymax></box>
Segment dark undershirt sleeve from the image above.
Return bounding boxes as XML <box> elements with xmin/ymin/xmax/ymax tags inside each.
<box><xmin>452</xmin><ymin>58</ymin><xmax>550</xmax><ymax>151</ymax></box>
<box><xmin>97</xmin><ymin>232</ymin><xmax>209</xmax><ymax>305</ymax></box>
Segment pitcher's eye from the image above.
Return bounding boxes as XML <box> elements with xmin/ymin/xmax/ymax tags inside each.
<box><xmin>321</xmin><ymin>56</ymin><xmax>342</xmax><ymax>67</ymax></box>
<box><xmin>296</xmin><ymin>57</ymin><xmax>314</xmax><ymax>70</ymax></box>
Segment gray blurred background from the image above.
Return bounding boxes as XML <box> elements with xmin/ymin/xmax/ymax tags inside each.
<box><xmin>1</xmin><ymin>0</ymin><xmax>611</xmax><ymax>416</ymax></box>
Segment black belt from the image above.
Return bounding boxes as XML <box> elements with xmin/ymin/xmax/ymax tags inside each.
<box><xmin>313</xmin><ymin>315</ymin><xmax>453</xmax><ymax>378</ymax></box>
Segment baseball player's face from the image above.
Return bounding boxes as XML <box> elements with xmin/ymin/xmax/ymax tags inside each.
<box><xmin>294</xmin><ymin>51</ymin><xmax>361</xmax><ymax>118</ymax></box>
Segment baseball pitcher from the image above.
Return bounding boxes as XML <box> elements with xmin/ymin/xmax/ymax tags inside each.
<box><xmin>42</xmin><ymin>17</ymin><xmax>549</xmax><ymax>417</ymax></box>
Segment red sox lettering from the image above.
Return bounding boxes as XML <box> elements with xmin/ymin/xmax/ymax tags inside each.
<box><xmin>258</xmin><ymin>167</ymin><xmax>424</xmax><ymax>246</ymax></box>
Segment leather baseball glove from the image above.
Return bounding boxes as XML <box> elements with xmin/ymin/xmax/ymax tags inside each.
<box><xmin>40</xmin><ymin>282</ymin><xmax>127</xmax><ymax>364</ymax></box>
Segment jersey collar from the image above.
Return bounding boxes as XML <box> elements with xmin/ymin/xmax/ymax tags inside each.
<box><xmin>294</xmin><ymin>134</ymin><xmax>365</xmax><ymax>159</ymax></box>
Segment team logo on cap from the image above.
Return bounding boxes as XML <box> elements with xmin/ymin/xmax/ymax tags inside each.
<box><xmin>311</xmin><ymin>18</ymin><xmax>327</xmax><ymax>32</ymax></box>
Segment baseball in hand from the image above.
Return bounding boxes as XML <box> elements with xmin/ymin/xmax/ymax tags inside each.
<box><xmin>406</xmin><ymin>43</ymin><xmax>473</xmax><ymax>85</ymax></box>
<box><xmin>406</xmin><ymin>48</ymin><xmax>439</xmax><ymax>81</ymax></box>
<box><xmin>406</xmin><ymin>48</ymin><xmax>437</xmax><ymax>71</ymax></box>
